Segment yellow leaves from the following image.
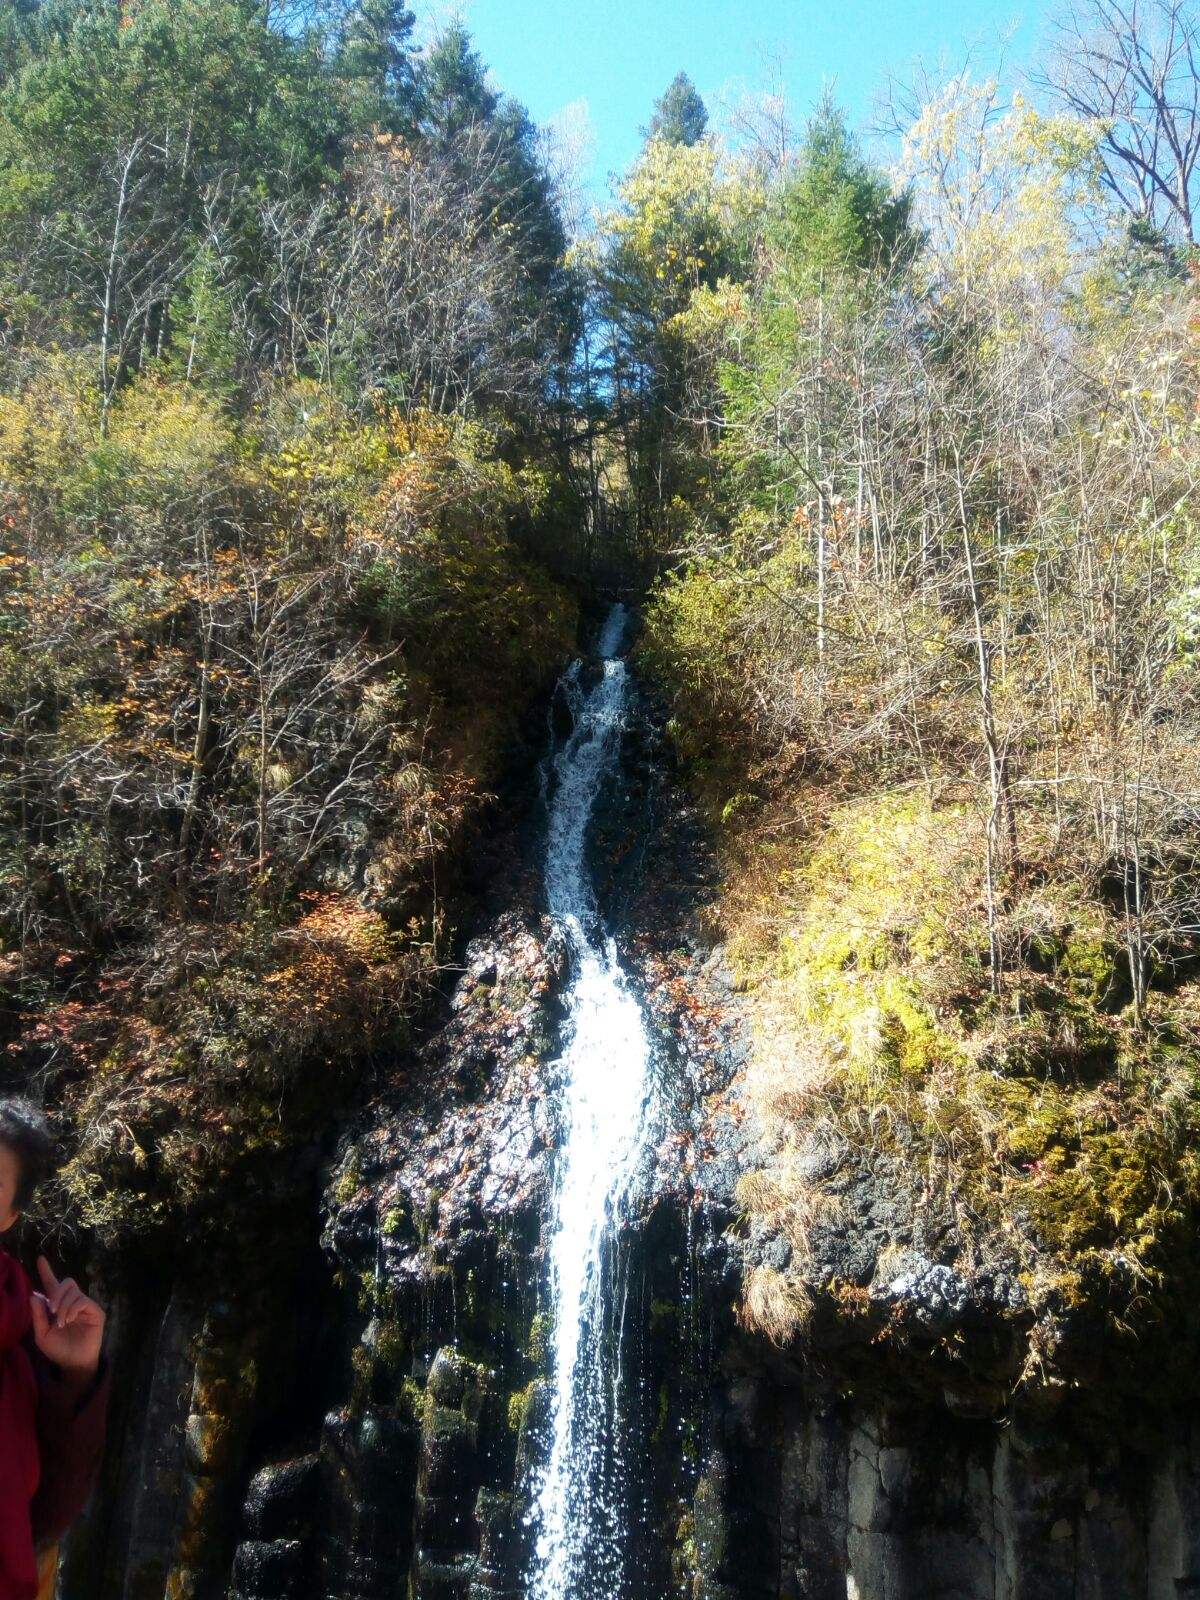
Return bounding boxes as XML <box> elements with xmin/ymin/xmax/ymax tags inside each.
<box><xmin>898</xmin><ymin>74</ymin><xmax>1108</xmax><ymax>321</ymax></box>
<box><xmin>672</xmin><ymin>277</ymin><xmax>748</xmax><ymax>346</ymax></box>
<box><xmin>266</xmin><ymin>431</ymin><xmax>362</xmax><ymax>493</ymax></box>
<box><xmin>106</xmin><ymin>376</ymin><xmax>237</xmax><ymax>491</ymax></box>
<box><xmin>0</xmin><ymin>354</ymin><xmax>99</xmax><ymax>490</ymax></box>
<box><xmin>386</xmin><ymin>405</ymin><xmax>455</xmax><ymax>460</ymax></box>
<box><xmin>253</xmin><ymin>895</ymin><xmax>408</xmax><ymax>1039</ymax></box>
<box><xmin>57</xmin><ymin>699</ymin><xmax>121</xmax><ymax>748</ymax></box>
<box><xmin>617</xmin><ymin>134</ymin><xmax>721</xmax><ymax>218</ymax></box>
<box><xmin>0</xmin><ymin>396</ymin><xmax>33</xmax><ymax>474</ymax></box>
<box><xmin>604</xmin><ymin>134</ymin><xmax>747</xmax><ymax>306</ymax></box>
<box><xmin>371</xmin><ymin>132</ymin><xmax>414</xmax><ymax>166</ymax></box>
<box><xmin>1009</xmin><ymin>103</ymin><xmax>1103</xmax><ymax>188</ymax></box>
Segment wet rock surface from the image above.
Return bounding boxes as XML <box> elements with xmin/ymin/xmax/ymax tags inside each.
<box><xmin>323</xmin><ymin>910</ymin><xmax>567</xmax><ymax>1288</ymax></box>
<box><xmin>299</xmin><ymin>657</ymin><xmax>745</xmax><ymax>1600</ymax></box>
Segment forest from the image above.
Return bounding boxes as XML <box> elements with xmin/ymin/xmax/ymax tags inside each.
<box><xmin>2</xmin><ymin>3</ymin><xmax>1200</xmax><ymax>1594</ymax></box>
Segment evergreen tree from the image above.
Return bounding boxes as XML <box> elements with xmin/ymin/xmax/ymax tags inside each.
<box><xmin>770</xmin><ymin>95</ymin><xmax>914</xmax><ymax>284</ymax></box>
<box><xmin>416</xmin><ymin>25</ymin><xmax>567</xmax><ymax>308</ymax></box>
<box><xmin>338</xmin><ymin>0</ymin><xmax>417</xmax><ymax>132</ymax></box>
<box><xmin>0</xmin><ymin>0</ymin><xmax>40</xmax><ymax>87</ymax></box>
<box><xmin>417</xmin><ymin>23</ymin><xmax>498</xmax><ymax>142</ymax></box>
<box><xmin>646</xmin><ymin>71</ymin><xmax>708</xmax><ymax>146</ymax></box>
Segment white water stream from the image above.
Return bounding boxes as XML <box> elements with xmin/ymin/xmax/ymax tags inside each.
<box><xmin>528</xmin><ymin>603</ymin><xmax>655</xmax><ymax>1600</ymax></box>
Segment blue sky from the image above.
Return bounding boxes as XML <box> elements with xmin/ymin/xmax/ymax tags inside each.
<box><xmin>452</xmin><ymin>0</ymin><xmax>1048</xmax><ymax>198</ymax></box>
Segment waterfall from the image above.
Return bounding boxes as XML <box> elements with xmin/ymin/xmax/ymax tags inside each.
<box><xmin>529</xmin><ymin>603</ymin><xmax>655</xmax><ymax>1600</ymax></box>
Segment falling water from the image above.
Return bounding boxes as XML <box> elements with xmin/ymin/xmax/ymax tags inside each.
<box><xmin>529</xmin><ymin>603</ymin><xmax>655</xmax><ymax>1600</ymax></box>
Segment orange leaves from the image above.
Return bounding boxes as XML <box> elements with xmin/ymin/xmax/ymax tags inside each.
<box><xmin>176</xmin><ymin>550</ymin><xmax>245</xmax><ymax>609</ymax></box>
<box><xmin>293</xmin><ymin>892</ymin><xmax>397</xmax><ymax>967</ymax></box>
<box><xmin>12</xmin><ymin>996</ymin><xmax>115</xmax><ymax>1077</ymax></box>
<box><xmin>246</xmin><ymin>894</ymin><xmax>415</xmax><ymax>1057</ymax></box>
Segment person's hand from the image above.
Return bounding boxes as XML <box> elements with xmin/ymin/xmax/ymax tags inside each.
<box><xmin>30</xmin><ymin>1257</ymin><xmax>105</xmax><ymax>1383</ymax></box>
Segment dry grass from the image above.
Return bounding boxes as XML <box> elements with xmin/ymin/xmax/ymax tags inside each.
<box><xmin>735</xmin><ymin>1153</ymin><xmax>845</xmax><ymax>1258</ymax></box>
<box><xmin>739</xmin><ymin>1263</ymin><xmax>814</xmax><ymax>1345</ymax></box>
<box><xmin>744</xmin><ymin>1011</ymin><xmax>841</xmax><ymax>1122</ymax></box>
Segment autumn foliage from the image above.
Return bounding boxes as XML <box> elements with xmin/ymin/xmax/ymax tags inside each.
<box><xmin>0</xmin><ymin>371</ymin><xmax>574</xmax><ymax>1245</ymax></box>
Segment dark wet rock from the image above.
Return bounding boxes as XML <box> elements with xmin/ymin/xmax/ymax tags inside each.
<box><xmin>241</xmin><ymin>1456</ymin><xmax>320</xmax><ymax>1542</ymax></box>
<box><xmin>698</xmin><ymin>1153</ymin><xmax>740</xmax><ymax>1207</ymax></box>
<box><xmin>473</xmin><ymin>1488</ymin><xmax>529</xmax><ymax>1583</ymax></box>
<box><xmin>229</xmin><ymin>1538</ymin><xmax>306</xmax><ymax>1600</ymax></box>
<box><xmin>428</xmin><ymin>1349</ymin><xmax>468</xmax><ymax>1408</ymax></box>
<box><xmin>320</xmin><ymin>1408</ymin><xmax>421</xmax><ymax>1600</ymax></box>
<box><xmin>323</xmin><ymin>910</ymin><xmax>566</xmax><ymax>1301</ymax></box>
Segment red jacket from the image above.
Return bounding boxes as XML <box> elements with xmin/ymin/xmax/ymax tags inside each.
<box><xmin>0</xmin><ymin>1253</ymin><xmax>37</xmax><ymax>1600</ymax></box>
<box><xmin>0</xmin><ymin>1253</ymin><xmax>109</xmax><ymax>1600</ymax></box>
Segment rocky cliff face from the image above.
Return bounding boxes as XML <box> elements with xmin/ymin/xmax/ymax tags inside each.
<box><xmin>692</xmin><ymin>1373</ymin><xmax>1200</xmax><ymax>1600</ymax></box>
<box><xmin>61</xmin><ymin>660</ymin><xmax>1200</xmax><ymax>1600</ymax></box>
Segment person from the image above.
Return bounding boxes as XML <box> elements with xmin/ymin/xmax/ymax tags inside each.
<box><xmin>0</xmin><ymin>1099</ymin><xmax>108</xmax><ymax>1600</ymax></box>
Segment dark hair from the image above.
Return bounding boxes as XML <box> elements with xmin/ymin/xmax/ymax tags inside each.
<box><xmin>0</xmin><ymin>1098</ymin><xmax>54</xmax><ymax>1211</ymax></box>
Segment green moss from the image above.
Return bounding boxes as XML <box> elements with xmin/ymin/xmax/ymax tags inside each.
<box><xmin>796</xmin><ymin>792</ymin><xmax>967</xmax><ymax>968</ymax></box>
<box><xmin>649</xmin><ymin>1297</ymin><xmax>679</xmax><ymax>1328</ymax></box>
<box><xmin>399</xmin><ymin>1375</ymin><xmax>426</xmax><ymax>1422</ymax></box>
<box><xmin>506</xmin><ymin>1380</ymin><xmax>538</xmax><ymax>1437</ymax></box>
<box><xmin>652</xmin><ymin>1380</ymin><xmax>671</xmax><ymax>1444</ymax></box>
<box><xmin>372</xmin><ymin>1320</ymin><xmax>407</xmax><ymax>1373</ymax></box>
<box><xmin>763</xmin><ymin>793</ymin><xmax>972</xmax><ymax>1098</ymax></box>
<box><xmin>332</xmin><ymin>1151</ymin><xmax>364</xmax><ymax>1207</ymax></box>
<box><xmin>987</xmin><ymin>1076</ymin><xmax>1188</xmax><ymax>1255</ymax></box>
<box><xmin>411</xmin><ymin>1191</ymin><xmax>441</xmax><ymax>1245</ymax></box>
<box><xmin>1063</xmin><ymin>929</ymin><xmax>1120</xmax><ymax>1000</ymax></box>
<box><xmin>381</xmin><ymin>1204</ymin><xmax>408</xmax><ymax>1238</ymax></box>
<box><xmin>527</xmin><ymin>1310</ymin><xmax>553</xmax><ymax>1370</ymax></box>
<box><xmin>671</xmin><ymin>1507</ymin><xmax>698</xmax><ymax>1590</ymax></box>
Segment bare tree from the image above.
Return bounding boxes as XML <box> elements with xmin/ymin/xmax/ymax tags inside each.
<box><xmin>1036</xmin><ymin>0</ymin><xmax>1200</xmax><ymax>242</ymax></box>
<box><xmin>37</xmin><ymin>136</ymin><xmax>207</xmax><ymax>424</ymax></box>
<box><xmin>719</xmin><ymin>53</ymin><xmax>799</xmax><ymax>181</ymax></box>
<box><xmin>259</xmin><ymin>129</ymin><xmax>562</xmax><ymax>415</ymax></box>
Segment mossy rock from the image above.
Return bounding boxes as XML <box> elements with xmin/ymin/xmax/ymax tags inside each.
<box><xmin>526</xmin><ymin>1310</ymin><xmax>553</xmax><ymax>1370</ymax></box>
<box><xmin>992</xmin><ymin>994</ymin><xmax>1120</xmax><ymax>1082</ymax></box>
<box><xmin>730</xmin><ymin>785</ymin><xmax>1200</xmax><ymax>1406</ymax></box>
<box><xmin>506</xmin><ymin>1380</ymin><xmax>538</xmax><ymax>1439</ymax></box>
<box><xmin>1062</xmin><ymin>927</ymin><xmax>1131</xmax><ymax>1012</ymax></box>
<box><xmin>768</xmin><ymin>795</ymin><xmax>975</xmax><ymax>1080</ymax></box>
<box><xmin>986</xmin><ymin>1075</ymin><xmax>1195</xmax><ymax>1258</ymax></box>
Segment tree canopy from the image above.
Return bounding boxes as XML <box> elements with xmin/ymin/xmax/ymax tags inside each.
<box><xmin>646</xmin><ymin>71</ymin><xmax>709</xmax><ymax>147</ymax></box>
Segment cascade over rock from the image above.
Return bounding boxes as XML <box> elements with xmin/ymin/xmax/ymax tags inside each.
<box><xmin>530</xmin><ymin>602</ymin><xmax>658</xmax><ymax>1597</ymax></box>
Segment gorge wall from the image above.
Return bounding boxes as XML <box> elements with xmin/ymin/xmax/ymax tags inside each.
<box><xmin>56</xmin><ymin>619</ymin><xmax>1200</xmax><ymax>1600</ymax></box>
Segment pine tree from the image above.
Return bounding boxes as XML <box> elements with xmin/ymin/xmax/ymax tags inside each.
<box><xmin>646</xmin><ymin>71</ymin><xmax>708</xmax><ymax>147</ymax></box>
<box><xmin>770</xmin><ymin>95</ymin><xmax>915</xmax><ymax>285</ymax></box>
<box><xmin>417</xmin><ymin>22</ymin><xmax>497</xmax><ymax>142</ymax></box>
<box><xmin>416</xmin><ymin>25</ymin><xmax>566</xmax><ymax>303</ymax></box>
<box><xmin>338</xmin><ymin>0</ymin><xmax>417</xmax><ymax>132</ymax></box>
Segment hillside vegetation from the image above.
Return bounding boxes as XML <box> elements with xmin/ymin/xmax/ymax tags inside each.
<box><xmin>0</xmin><ymin>0</ymin><xmax>580</xmax><ymax>1250</ymax></box>
<box><xmin>605</xmin><ymin>68</ymin><xmax>1200</xmax><ymax>1389</ymax></box>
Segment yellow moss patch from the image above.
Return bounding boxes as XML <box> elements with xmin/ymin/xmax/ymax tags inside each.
<box><xmin>716</xmin><ymin>785</ymin><xmax>1200</xmax><ymax>1345</ymax></box>
<box><xmin>739</xmin><ymin>791</ymin><xmax>976</xmax><ymax>1115</ymax></box>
